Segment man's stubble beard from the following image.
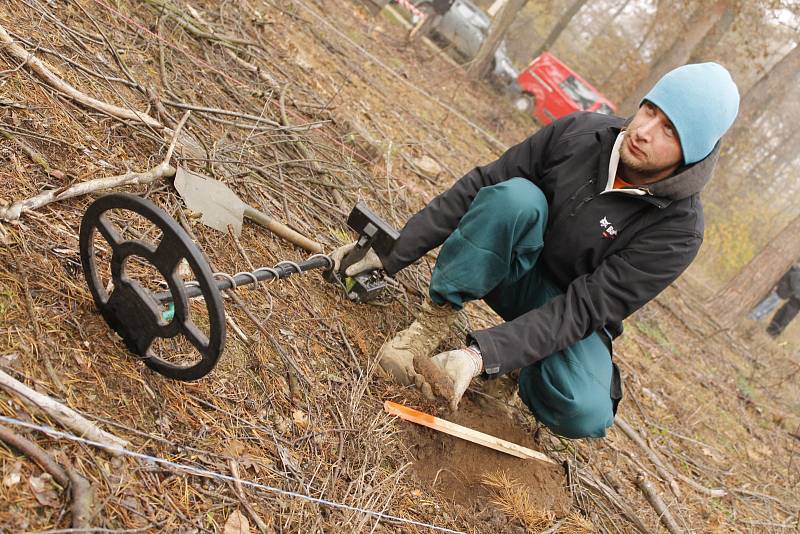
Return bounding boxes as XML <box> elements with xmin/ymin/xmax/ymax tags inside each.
<box><xmin>619</xmin><ymin>138</ymin><xmax>676</xmax><ymax>181</ymax></box>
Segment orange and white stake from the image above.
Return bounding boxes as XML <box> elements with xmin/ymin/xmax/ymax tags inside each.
<box><xmin>384</xmin><ymin>400</ymin><xmax>555</xmax><ymax>463</ymax></box>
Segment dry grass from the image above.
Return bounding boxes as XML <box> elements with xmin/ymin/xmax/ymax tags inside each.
<box><xmin>482</xmin><ymin>471</ymin><xmax>557</xmax><ymax>530</ymax></box>
<box><xmin>482</xmin><ymin>471</ymin><xmax>595</xmax><ymax>533</ymax></box>
<box><xmin>0</xmin><ymin>0</ymin><xmax>798</xmax><ymax>533</ymax></box>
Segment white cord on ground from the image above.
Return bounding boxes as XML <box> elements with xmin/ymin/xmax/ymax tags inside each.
<box><xmin>0</xmin><ymin>415</ymin><xmax>465</xmax><ymax>534</ymax></box>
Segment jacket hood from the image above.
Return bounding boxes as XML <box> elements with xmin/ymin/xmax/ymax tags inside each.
<box><xmin>647</xmin><ymin>142</ymin><xmax>719</xmax><ymax>200</ymax></box>
<box><xmin>618</xmin><ymin>116</ymin><xmax>719</xmax><ymax>201</ymax></box>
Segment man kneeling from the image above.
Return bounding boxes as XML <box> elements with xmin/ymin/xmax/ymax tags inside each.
<box><xmin>333</xmin><ymin>63</ymin><xmax>739</xmax><ymax>439</ymax></box>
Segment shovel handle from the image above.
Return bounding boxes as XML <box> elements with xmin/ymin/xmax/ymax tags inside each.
<box><xmin>243</xmin><ymin>207</ymin><xmax>323</xmax><ymax>253</ymax></box>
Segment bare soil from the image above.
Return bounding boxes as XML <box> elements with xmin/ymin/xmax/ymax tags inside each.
<box><xmin>407</xmin><ymin>395</ymin><xmax>571</xmax><ymax>514</ymax></box>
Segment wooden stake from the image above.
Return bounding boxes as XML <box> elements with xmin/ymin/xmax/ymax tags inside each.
<box><xmin>383</xmin><ymin>400</ymin><xmax>555</xmax><ymax>464</ymax></box>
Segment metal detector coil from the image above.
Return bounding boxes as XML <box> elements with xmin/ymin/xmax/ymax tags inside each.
<box><xmin>79</xmin><ymin>193</ymin><xmax>226</xmax><ymax>381</ymax></box>
<box><xmin>79</xmin><ymin>194</ymin><xmax>399</xmax><ymax>381</ymax></box>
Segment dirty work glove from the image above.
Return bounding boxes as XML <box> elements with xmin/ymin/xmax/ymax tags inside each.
<box><xmin>330</xmin><ymin>241</ymin><xmax>384</xmax><ymax>276</ymax></box>
<box><xmin>428</xmin><ymin>345</ymin><xmax>483</xmax><ymax>410</ymax></box>
<box><xmin>379</xmin><ymin>353</ymin><xmax>435</xmax><ymax>401</ymax></box>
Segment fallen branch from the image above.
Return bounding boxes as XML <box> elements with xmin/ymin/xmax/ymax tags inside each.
<box><xmin>0</xmin><ymin>164</ymin><xmax>175</xmax><ymax>222</ymax></box>
<box><xmin>0</xmin><ymin>425</ymin><xmax>93</xmax><ymax>529</ymax></box>
<box><xmin>0</xmin><ymin>369</ymin><xmax>129</xmax><ymax>451</ymax></box>
<box><xmin>278</xmin><ymin>83</ymin><xmax>347</xmax><ymax>211</ymax></box>
<box><xmin>0</xmin><ymin>112</ymin><xmax>190</xmax><ymax>222</ymax></box>
<box><xmin>0</xmin><ymin>424</ymin><xmax>69</xmax><ymax>485</ymax></box>
<box><xmin>616</xmin><ymin>417</ymin><xmax>727</xmax><ymax>498</ymax></box>
<box><xmin>672</xmin><ymin>470</ymin><xmax>727</xmax><ymax>498</ymax></box>
<box><xmin>143</xmin><ymin>0</ymin><xmax>265</xmax><ymax>51</ymax></box>
<box><xmin>0</xmin><ymin>23</ymin><xmax>160</xmax><ymax>129</ymax></box>
<box><xmin>164</xmin><ymin>99</ymin><xmax>282</xmax><ymax>129</ymax></box>
<box><xmin>336</xmin><ymin>114</ymin><xmax>385</xmax><ymax>162</ymax></box>
<box><xmin>0</xmin><ymin>127</ymin><xmax>60</xmax><ymax>177</ymax></box>
<box><xmin>0</xmin><ymin>24</ymin><xmax>205</xmax><ymax>160</ymax></box>
<box><xmin>615</xmin><ymin>417</ymin><xmax>682</xmax><ymax>499</ymax></box>
<box><xmin>17</xmin><ymin>259</ymin><xmax>65</xmax><ymax>393</ymax></box>
<box><xmin>576</xmin><ymin>467</ymin><xmax>650</xmax><ymax>534</ymax></box>
<box><xmin>733</xmin><ymin>487</ymin><xmax>799</xmax><ymax>514</ymax></box>
<box><xmin>224</xmin><ymin>48</ymin><xmax>280</xmax><ymax>92</ymax></box>
<box><xmin>635</xmin><ymin>473</ymin><xmax>683</xmax><ymax>534</ymax></box>
<box><xmin>64</xmin><ymin>460</ymin><xmax>94</xmax><ymax>530</ymax></box>
<box><xmin>228</xmin><ymin>459</ymin><xmax>269</xmax><ymax>533</ymax></box>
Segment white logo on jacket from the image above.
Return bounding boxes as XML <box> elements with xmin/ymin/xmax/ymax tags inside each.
<box><xmin>600</xmin><ymin>217</ymin><xmax>617</xmax><ymax>239</ymax></box>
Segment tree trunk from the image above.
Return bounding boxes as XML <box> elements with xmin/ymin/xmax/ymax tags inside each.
<box><xmin>596</xmin><ymin>0</ymin><xmax>633</xmax><ymax>39</ymax></box>
<box><xmin>529</xmin><ymin>0</ymin><xmax>590</xmax><ymax>61</ymax></box>
<box><xmin>600</xmin><ymin>0</ymin><xmax>665</xmax><ymax>89</ymax></box>
<box><xmin>688</xmin><ymin>5</ymin><xmax>735</xmax><ymax>63</ymax></box>
<box><xmin>488</xmin><ymin>0</ymin><xmax>507</xmax><ymax>17</ymax></box>
<box><xmin>708</xmin><ymin>213</ymin><xmax>800</xmax><ymax>328</ymax></box>
<box><xmin>619</xmin><ymin>0</ymin><xmax>730</xmax><ymax>114</ymax></box>
<box><xmin>747</xmin><ymin>127</ymin><xmax>800</xmax><ymax>186</ymax></box>
<box><xmin>723</xmin><ymin>43</ymin><xmax>800</xmax><ymax>148</ymax></box>
<box><xmin>467</xmin><ymin>0</ymin><xmax>528</xmax><ymax>79</ymax></box>
<box><xmin>712</xmin><ymin>43</ymin><xmax>800</xmax><ymax>196</ymax></box>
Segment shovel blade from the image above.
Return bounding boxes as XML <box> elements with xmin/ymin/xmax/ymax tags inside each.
<box><xmin>174</xmin><ymin>167</ymin><xmax>245</xmax><ymax>236</ymax></box>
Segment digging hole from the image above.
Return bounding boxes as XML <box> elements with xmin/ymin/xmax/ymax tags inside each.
<box><xmin>406</xmin><ymin>394</ymin><xmax>571</xmax><ymax>514</ymax></box>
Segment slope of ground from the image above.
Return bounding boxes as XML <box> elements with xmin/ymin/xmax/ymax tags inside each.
<box><xmin>0</xmin><ymin>1</ymin><xmax>797</xmax><ymax>532</ymax></box>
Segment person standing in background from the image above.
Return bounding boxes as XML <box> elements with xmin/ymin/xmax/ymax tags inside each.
<box><xmin>767</xmin><ymin>264</ymin><xmax>800</xmax><ymax>337</ymax></box>
<box><xmin>408</xmin><ymin>0</ymin><xmax>455</xmax><ymax>41</ymax></box>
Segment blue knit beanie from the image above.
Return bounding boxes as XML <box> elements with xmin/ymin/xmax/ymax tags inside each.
<box><xmin>642</xmin><ymin>62</ymin><xmax>739</xmax><ymax>164</ymax></box>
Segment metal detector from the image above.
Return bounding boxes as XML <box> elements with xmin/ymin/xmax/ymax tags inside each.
<box><xmin>79</xmin><ymin>193</ymin><xmax>398</xmax><ymax>381</ymax></box>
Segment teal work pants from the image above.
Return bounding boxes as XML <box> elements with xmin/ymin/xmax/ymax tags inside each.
<box><xmin>429</xmin><ymin>178</ymin><xmax>615</xmax><ymax>438</ymax></box>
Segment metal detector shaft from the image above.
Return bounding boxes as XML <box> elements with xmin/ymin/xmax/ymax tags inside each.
<box><xmin>153</xmin><ymin>255</ymin><xmax>332</xmax><ymax>302</ymax></box>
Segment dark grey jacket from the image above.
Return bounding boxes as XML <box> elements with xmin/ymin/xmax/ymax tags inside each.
<box><xmin>777</xmin><ymin>265</ymin><xmax>800</xmax><ymax>300</ymax></box>
<box><xmin>379</xmin><ymin>112</ymin><xmax>716</xmax><ymax>375</ymax></box>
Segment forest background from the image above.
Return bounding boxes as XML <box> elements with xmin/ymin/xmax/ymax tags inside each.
<box><xmin>475</xmin><ymin>0</ymin><xmax>800</xmax><ymax>327</ymax></box>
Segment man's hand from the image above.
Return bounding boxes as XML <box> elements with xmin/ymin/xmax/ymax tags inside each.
<box><xmin>330</xmin><ymin>242</ymin><xmax>384</xmax><ymax>276</ymax></box>
<box><xmin>425</xmin><ymin>346</ymin><xmax>483</xmax><ymax>410</ymax></box>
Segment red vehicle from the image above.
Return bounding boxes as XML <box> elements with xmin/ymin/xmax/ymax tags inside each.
<box><xmin>514</xmin><ymin>52</ymin><xmax>617</xmax><ymax>125</ymax></box>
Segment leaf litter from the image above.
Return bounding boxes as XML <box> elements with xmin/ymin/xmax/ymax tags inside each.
<box><xmin>0</xmin><ymin>0</ymin><xmax>797</xmax><ymax>532</ymax></box>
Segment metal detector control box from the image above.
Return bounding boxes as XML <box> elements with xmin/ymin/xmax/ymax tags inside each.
<box><xmin>325</xmin><ymin>201</ymin><xmax>400</xmax><ymax>303</ymax></box>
